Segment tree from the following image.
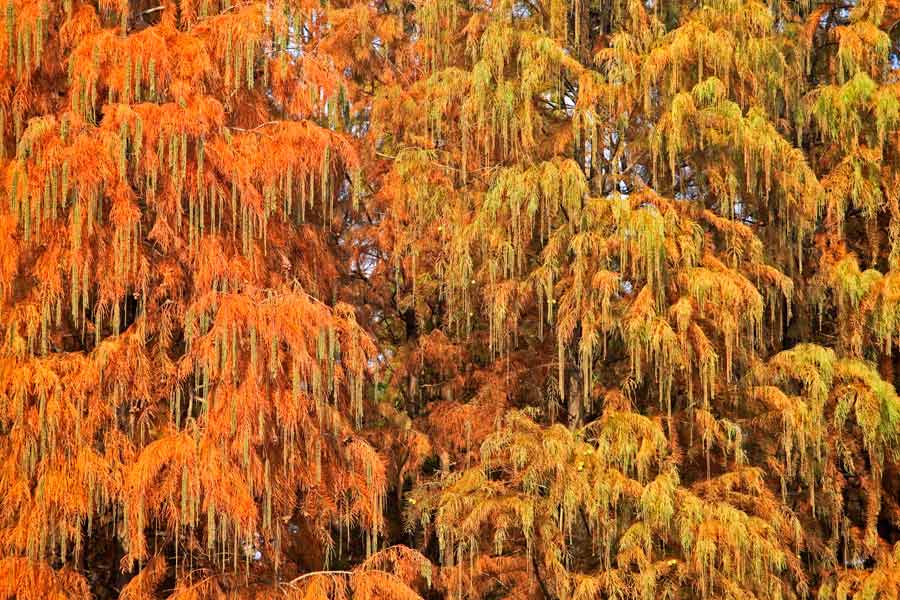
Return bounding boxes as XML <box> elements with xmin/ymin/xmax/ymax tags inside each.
<box><xmin>373</xmin><ymin>0</ymin><xmax>900</xmax><ymax>597</ymax></box>
<box><xmin>1</xmin><ymin>0</ymin><xmax>900</xmax><ymax>599</ymax></box>
<box><xmin>0</xmin><ymin>1</ymin><xmax>423</xmax><ymax>598</ymax></box>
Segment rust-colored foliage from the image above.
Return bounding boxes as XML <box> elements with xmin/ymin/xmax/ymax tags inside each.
<box><xmin>2</xmin><ymin>0</ymin><xmax>900</xmax><ymax>599</ymax></box>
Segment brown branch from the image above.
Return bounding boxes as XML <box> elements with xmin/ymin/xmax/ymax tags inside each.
<box><xmin>531</xmin><ymin>552</ymin><xmax>555</xmax><ymax>600</ymax></box>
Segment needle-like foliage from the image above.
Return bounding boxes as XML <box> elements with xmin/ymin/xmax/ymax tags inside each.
<box><xmin>1</xmin><ymin>0</ymin><xmax>900</xmax><ymax>598</ymax></box>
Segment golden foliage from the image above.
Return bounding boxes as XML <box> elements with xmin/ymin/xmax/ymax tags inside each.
<box><xmin>2</xmin><ymin>0</ymin><xmax>900</xmax><ymax>597</ymax></box>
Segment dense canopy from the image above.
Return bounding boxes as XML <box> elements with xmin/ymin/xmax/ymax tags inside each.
<box><xmin>2</xmin><ymin>0</ymin><xmax>900</xmax><ymax>598</ymax></box>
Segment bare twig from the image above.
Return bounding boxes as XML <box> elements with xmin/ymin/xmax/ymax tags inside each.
<box><xmin>228</xmin><ymin>121</ymin><xmax>282</xmax><ymax>133</ymax></box>
<box><xmin>284</xmin><ymin>570</ymin><xmax>353</xmax><ymax>588</ymax></box>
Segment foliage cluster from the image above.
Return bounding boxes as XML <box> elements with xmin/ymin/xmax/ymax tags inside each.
<box><xmin>3</xmin><ymin>0</ymin><xmax>900</xmax><ymax>599</ymax></box>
